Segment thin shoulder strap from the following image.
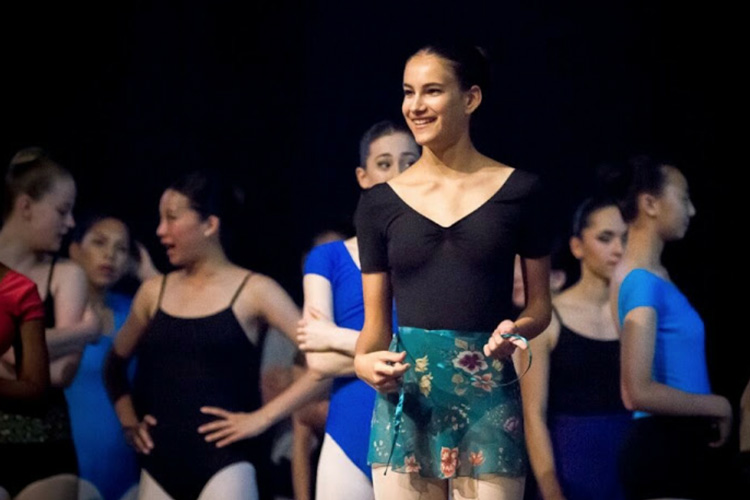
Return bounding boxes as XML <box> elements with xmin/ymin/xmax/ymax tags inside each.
<box><xmin>45</xmin><ymin>256</ymin><xmax>58</xmax><ymax>296</ymax></box>
<box><xmin>156</xmin><ymin>274</ymin><xmax>168</xmax><ymax>308</ymax></box>
<box><xmin>229</xmin><ymin>272</ymin><xmax>253</xmax><ymax>307</ymax></box>
<box><xmin>551</xmin><ymin>305</ymin><xmax>564</xmax><ymax>325</ymax></box>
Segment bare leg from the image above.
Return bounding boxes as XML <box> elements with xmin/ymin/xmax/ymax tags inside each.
<box><xmin>13</xmin><ymin>474</ymin><xmax>85</xmax><ymax>500</ymax></box>
<box><xmin>452</xmin><ymin>475</ymin><xmax>525</xmax><ymax>500</ymax></box>
<box><xmin>372</xmin><ymin>466</ymin><xmax>448</xmax><ymax>500</ymax></box>
<box><xmin>137</xmin><ymin>470</ymin><xmax>173</xmax><ymax>500</ymax></box>
<box><xmin>316</xmin><ymin>434</ymin><xmax>374</xmax><ymax>500</ymax></box>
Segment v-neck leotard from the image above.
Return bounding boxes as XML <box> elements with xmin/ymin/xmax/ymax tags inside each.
<box><xmin>356</xmin><ymin>169</ymin><xmax>552</xmax><ymax>479</ymax></box>
<box><xmin>356</xmin><ymin>169</ymin><xmax>551</xmax><ymax>332</ymax></box>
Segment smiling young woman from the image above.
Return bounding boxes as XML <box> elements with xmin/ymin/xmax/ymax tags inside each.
<box><xmin>354</xmin><ymin>42</ymin><xmax>552</xmax><ymax>500</ymax></box>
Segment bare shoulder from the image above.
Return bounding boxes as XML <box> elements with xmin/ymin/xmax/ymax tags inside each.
<box><xmin>473</xmin><ymin>159</ymin><xmax>515</xmax><ymax>188</ymax></box>
<box><xmin>52</xmin><ymin>258</ymin><xmax>86</xmax><ymax>283</ymax></box>
<box><xmin>238</xmin><ymin>271</ymin><xmax>288</xmax><ymax>303</ymax></box>
<box><xmin>481</xmin><ymin>155</ymin><xmax>513</xmax><ymax>172</ymax></box>
<box><xmin>132</xmin><ymin>273</ymin><xmax>166</xmax><ymax>318</ymax></box>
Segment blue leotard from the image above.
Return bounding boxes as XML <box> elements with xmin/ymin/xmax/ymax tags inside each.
<box><xmin>618</xmin><ymin>268</ymin><xmax>711</xmax><ymax>417</ymax></box>
<box><xmin>64</xmin><ymin>292</ymin><xmax>139</xmax><ymax>500</ymax></box>
<box><xmin>303</xmin><ymin>240</ymin><xmax>396</xmax><ymax>479</ymax></box>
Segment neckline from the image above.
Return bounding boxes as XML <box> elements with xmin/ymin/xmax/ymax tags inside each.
<box><xmin>156</xmin><ymin>306</ymin><xmax>233</xmax><ymax>321</ymax></box>
<box><xmin>627</xmin><ymin>267</ymin><xmax>674</xmax><ymax>287</ymax></box>
<box><xmin>340</xmin><ymin>239</ymin><xmax>361</xmax><ymax>271</ymax></box>
<box><xmin>383</xmin><ymin>169</ymin><xmax>517</xmax><ymax>229</ymax></box>
<box><xmin>553</xmin><ymin>307</ymin><xmax>619</xmax><ymax>343</ymax></box>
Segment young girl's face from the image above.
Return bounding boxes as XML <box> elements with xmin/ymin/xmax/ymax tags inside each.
<box><xmin>573</xmin><ymin>205</ymin><xmax>627</xmax><ymax>281</ymax></box>
<box><xmin>402</xmin><ymin>53</ymin><xmax>473</xmax><ymax>149</ymax></box>
<box><xmin>72</xmin><ymin>218</ymin><xmax>131</xmax><ymax>290</ymax></box>
<box><xmin>156</xmin><ymin>189</ymin><xmax>211</xmax><ymax>267</ymax></box>
<box><xmin>357</xmin><ymin>132</ymin><xmax>419</xmax><ymax>189</ymax></box>
<box><xmin>27</xmin><ymin>176</ymin><xmax>76</xmax><ymax>252</ymax></box>
<box><xmin>654</xmin><ymin>167</ymin><xmax>695</xmax><ymax>241</ymax></box>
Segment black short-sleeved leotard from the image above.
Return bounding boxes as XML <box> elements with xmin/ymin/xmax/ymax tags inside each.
<box><xmin>355</xmin><ymin>169</ymin><xmax>550</xmax><ymax>332</ymax></box>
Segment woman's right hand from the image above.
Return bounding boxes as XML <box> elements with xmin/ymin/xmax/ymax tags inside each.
<box><xmin>123</xmin><ymin>414</ymin><xmax>157</xmax><ymax>454</ymax></box>
<box><xmin>354</xmin><ymin>350</ymin><xmax>410</xmax><ymax>393</ymax></box>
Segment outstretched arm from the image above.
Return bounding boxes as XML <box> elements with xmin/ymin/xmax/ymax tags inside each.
<box><xmin>198</xmin><ymin>369</ymin><xmax>332</xmax><ymax>447</ymax></box>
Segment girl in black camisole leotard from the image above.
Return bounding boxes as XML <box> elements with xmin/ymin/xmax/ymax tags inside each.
<box><xmin>104</xmin><ymin>171</ymin><xmax>327</xmax><ymax>500</ymax></box>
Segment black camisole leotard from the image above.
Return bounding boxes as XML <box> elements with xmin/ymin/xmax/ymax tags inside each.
<box><xmin>133</xmin><ymin>273</ymin><xmax>270</xmax><ymax>500</ymax></box>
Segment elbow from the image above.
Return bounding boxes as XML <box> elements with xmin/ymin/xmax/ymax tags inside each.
<box><xmin>621</xmin><ymin>389</ymin><xmax>636</xmax><ymax>412</ymax></box>
<box><xmin>304</xmin><ymin>354</ymin><xmax>332</xmax><ymax>380</ymax></box>
<box><xmin>621</xmin><ymin>381</ymin><xmax>647</xmax><ymax>412</ymax></box>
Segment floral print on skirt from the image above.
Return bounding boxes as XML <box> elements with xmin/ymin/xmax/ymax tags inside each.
<box><xmin>368</xmin><ymin>326</ymin><xmax>527</xmax><ymax>479</ymax></box>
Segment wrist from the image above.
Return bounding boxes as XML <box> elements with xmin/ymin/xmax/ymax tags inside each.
<box><xmin>712</xmin><ymin>394</ymin><xmax>732</xmax><ymax>418</ymax></box>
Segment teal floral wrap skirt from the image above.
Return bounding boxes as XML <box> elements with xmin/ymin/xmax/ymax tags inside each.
<box><xmin>368</xmin><ymin>326</ymin><xmax>527</xmax><ymax>479</ymax></box>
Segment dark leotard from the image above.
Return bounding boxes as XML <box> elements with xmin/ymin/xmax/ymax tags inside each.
<box><xmin>356</xmin><ymin>169</ymin><xmax>551</xmax><ymax>478</ymax></box>
<box><xmin>356</xmin><ymin>169</ymin><xmax>550</xmax><ymax>331</ymax></box>
<box><xmin>541</xmin><ymin>307</ymin><xmax>630</xmax><ymax>500</ymax></box>
<box><xmin>133</xmin><ymin>273</ymin><xmax>270</xmax><ymax>500</ymax></box>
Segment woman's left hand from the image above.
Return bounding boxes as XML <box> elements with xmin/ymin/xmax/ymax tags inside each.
<box><xmin>198</xmin><ymin>407</ymin><xmax>272</xmax><ymax>448</ymax></box>
<box><xmin>483</xmin><ymin>320</ymin><xmax>527</xmax><ymax>360</ymax></box>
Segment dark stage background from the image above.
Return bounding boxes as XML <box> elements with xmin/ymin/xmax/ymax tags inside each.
<box><xmin>2</xmin><ymin>2</ymin><xmax>744</xmax><ymax>410</ymax></box>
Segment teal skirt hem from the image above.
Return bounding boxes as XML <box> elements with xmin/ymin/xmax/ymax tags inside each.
<box><xmin>367</xmin><ymin>327</ymin><xmax>527</xmax><ymax>479</ymax></box>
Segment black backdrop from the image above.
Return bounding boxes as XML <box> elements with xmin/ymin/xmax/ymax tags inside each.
<box><xmin>2</xmin><ymin>2</ymin><xmax>744</xmax><ymax>407</ymax></box>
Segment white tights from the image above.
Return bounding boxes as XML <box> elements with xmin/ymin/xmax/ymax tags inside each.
<box><xmin>315</xmin><ymin>434</ymin><xmax>374</xmax><ymax>500</ymax></box>
<box><xmin>137</xmin><ymin>462</ymin><xmax>258</xmax><ymax>500</ymax></box>
<box><xmin>372</xmin><ymin>466</ymin><xmax>525</xmax><ymax>500</ymax></box>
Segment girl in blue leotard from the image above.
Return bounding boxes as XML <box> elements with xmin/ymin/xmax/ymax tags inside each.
<box><xmin>65</xmin><ymin>215</ymin><xmax>148</xmax><ymax>500</ymax></box>
<box><xmin>297</xmin><ymin>120</ymin><xmax>419</xmax><ymax>500</ymax></box>
<box><xmin>608</xmin><ymin>155</ymin><xmax>733</xmax><ymax>500</ymax></box>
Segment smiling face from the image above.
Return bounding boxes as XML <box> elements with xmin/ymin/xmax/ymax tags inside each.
<box><xmin>26</xmin><ymin>176</ymin><xmax>76</xmax><ymax>252</ymax></box>
<box><xmin>571</xmin><ymin>205</ymin><xmax>627</xmax><ymax>281</ymax></box>
<box><xmin>71</xmin><ymin>218</ymin><xmax>131</xmax><ymax>290</ymax></box>
<box><xmin>356</xmin><ymin>131</ymin><xmax>420</xmax><ymax>189</ymax></box>
<box><xmin>401</xmin><ymin>52</ymin><xmax>480</xmax><ymax>150</ymax></box>
<box><xmin>156</xmin><ymin>189</ymin><xmax>212</xmax><ymax>267</ymax></box>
